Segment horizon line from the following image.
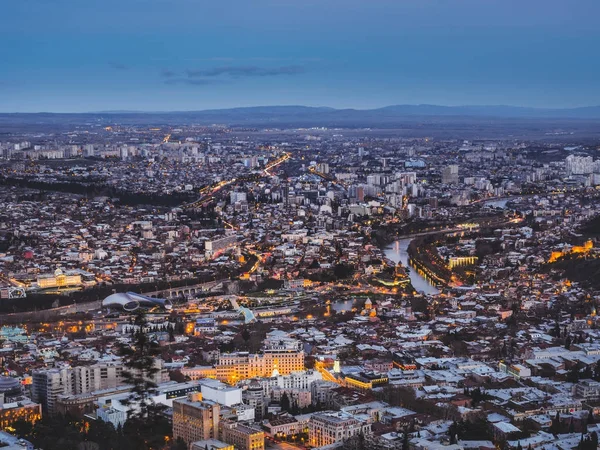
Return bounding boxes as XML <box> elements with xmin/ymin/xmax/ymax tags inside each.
<box><xmin>1</xmin><ymin>103</ymin><xmax>600</xmax><ymax>115</ymax></box>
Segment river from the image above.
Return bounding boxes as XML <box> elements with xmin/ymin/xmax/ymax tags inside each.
<box><xmin>385</xmin><ymin>239</ymin><xmax>440</xmax><ymax>296</ymax></box>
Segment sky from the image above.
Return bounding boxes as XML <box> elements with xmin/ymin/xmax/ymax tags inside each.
<box><xmin>1</xmin><ymin>0</ymin><xmax>600</xmax><ymax>112</ymax></box>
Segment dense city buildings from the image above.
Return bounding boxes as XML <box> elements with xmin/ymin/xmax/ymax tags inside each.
<box><xmin>1</xmin><ymin>118</ymin><xmax>600</xmax><ymax>450</ymax></box>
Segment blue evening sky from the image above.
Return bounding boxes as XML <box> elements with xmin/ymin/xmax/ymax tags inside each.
<box><xmin>1</xmin><ymin>0</ymin><xmax>599</xmax><ymax>112</ymax></box>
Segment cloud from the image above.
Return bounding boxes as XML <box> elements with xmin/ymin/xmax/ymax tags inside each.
<box><xmin>160</xmin><ymin>64</ymin><xmax>305</xmax><ymax>86</ymax></box>
<box><xmin>164</xmin><ymin>78</ymin><xmax>224</xmax><ymax>86</ymax></box>
<box><xmin>160</xmin><ymin>69</ymin><xmax>177</xmax><ymax>78</ymax></box>
<box><xmin>186</xmin><ymin>65</ymin><xmax>305</xmax><ymax>78</ymax></box>
<box><xmin>108</xmin><ymin>62</ymin><xmax>129</xmax><ymax>70</ymax></box>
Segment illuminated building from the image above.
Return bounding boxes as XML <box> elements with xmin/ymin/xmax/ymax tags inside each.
<box><xmin>498</xmin><ymin>361</ymin><xmax>531</xmax><ymax>380</ymax></box>
<box><xmin>263</xmin><ymin>415</ymin><xmax>303</xmax><ymax>439</ymax></box>
<box><xmin>548</xmin><ymin>240</ymin><xmax>594</xmax><ymax>263</ymax></box>
<box><xmin>343</xmin><ymin>372</ymin><xmax>389</xmax><ymax>391</ymax></box>
<box><xmin>220</xmin><ymin>420</ymin><xmax>265</xmax><ymax>450</ymax></box>
<box><xmin>191</xmin><ymin>440</ymin><xmax>234</xmax><ymax>450</ymax></box>
<box><xmin>36</xmin><ymin>268</ymin><xmax>81</xmax><ymax>289</ymax></box>
<box><xmin>216</xmin><ymin>331</ymin><xmax>304</xmax><ymax>383</ymax></box>
<box><xmin>0</xmin><ymin>399</ymin><xmax>42</xmax><ymax>430</ymax></box>
<box><xmin>215</xmin><ymin>350</ymin><xmax>304</xmax><ymax>382</ymax></box>
<box><xmin>181</xmin><ymin>366</ymin><xmax>218</xmax><ymax>380</ymax></box>
<box><xmin>205</xmin><ymin>235</ymin><xmax>238</xmax><ymax>257</ymax></box>
<box><xmin>283</xmin><ymin>279</ymin><xmax>311</xmax><ymax>289</ymax></box>
<box><xmin>448</xmin><ymin>256</ymin><xmax>478</xmax><ymax>269</ymax></box>
<box><xmin>173</xmin><ymin>393</ymin><xmax>220</xmax><ymax>445</ymax></box>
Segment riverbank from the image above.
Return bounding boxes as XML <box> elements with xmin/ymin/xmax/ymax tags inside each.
<box><xmin>384</xmin><ymin>238</ymin><xmax>440</xmax><ymax>296</ymax></box>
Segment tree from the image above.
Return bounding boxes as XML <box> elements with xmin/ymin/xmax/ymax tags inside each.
<box><xmin>280</xmin><ymin>392</ymin><xmax>291</xmax><ymax>412</ymax></box>
<box><xmin>550</xmin><ymin>411</ymin><xmax>561</xmax><ymax>436</ymax></box>
<box><xmin>117</xmin><ymin>312</ymin><xmax>162</xmax><ymax>420</ymax></box>
<box><xmin>588</xmin><ymin>410</ymin><xmax>596</xmax><ymax>425</ymax></box>
<box><xmin>241</xmin><ymin>327</ymin><xmax>251</xmax><ymax>344</ymax></box>
<box><xmin>565</xmin><ymin>334</ymin><xmax>572</xmax><ymax>349</ymax></box>
<box><xmin>170</xmin><ymin>438</ymin><xmax>187</xmax><ymax>450</ymax></box>
<box><xmin>169</xmin><ymin>369</ymin><xmax>187</xmax><ymax>383</ymax></box>
<box><xmin>12</xmin><ymin>418</ymin><xmax>33</xmax><ymax>437</ymax></box>
<box><xmin>402</xmin><ymin>431</ymin><xmax>410</xmax><ymax>450</ymax></box>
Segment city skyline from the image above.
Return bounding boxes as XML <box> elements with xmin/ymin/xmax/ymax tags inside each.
<box><xmin>2</xmin><ymin>0</ymin><xmax>600</xmax><ymax>112</ymax></box>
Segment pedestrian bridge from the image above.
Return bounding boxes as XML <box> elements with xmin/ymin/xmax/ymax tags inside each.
<box><xmin>144</xmin><ymin>280</ymin><xmax>225</xmax><ymax>299</ymax></box>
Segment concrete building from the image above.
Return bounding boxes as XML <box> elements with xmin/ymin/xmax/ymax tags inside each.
<box><xmin>566</xmin><ymin>155</ymin><xmax>594</xmax><ymax>176</ymax></box>
<box><xmin>96</xmin><ymin>381</ymin><xmax>202</xmax><ymax>428</ymax></box>
<box><xmin>173</xmin><ymin>393</ymin><xmax>220</xmax><ymax>445</ymax></box>
<box><xmin>216</xmin><ymin>331</ymin><xmax>304</xmax><ymax>383</ymax></box>
<box><xmin>73</xmin><ymin>362</ymin><xmax>123</xmax><ymax>394</ymax></box>
<box><xmin>442</xmin><ymin>165</ymin><xmax>459</xmax><ymax>184</ymax></box>
<box><xmin>205</xmin><ymin>235</ymin><xmax>238</xmax><ymax>257</ymax></box>
<box><xmin>32</xmin><ymin>368</ymin><xmax>73</xmax><ymax>415</ymax></box>
<box><xmin>308</xmin><ymin>412</ymin><xmax>371</xmax><ymax>448</ymax></box>
<box><xmin>36</xmin><ymin>268</ymin><xmax>82</xmax><ymax>289</ymax></box>
<box><xmin>0</xmin><ymin>399</ymin><xmax>42</xmax><ymax>430</ymax></box>
<box><xmin>191</xmin><ymin>440</ymin><xmax>233</xmax><ymax>450</ymax></box>
<box><xmin>199</xmin><ymin>379</ymin><xmax>242</xmax><ymax>407</ymax></box>
<box><xmin>242</xmin><ymin>380</ymin><xmax>267</xmax><ymax>422</ymax></box>
<box><xmin>219</xmin><ymin>420</ymin><xmax>265</xmax><ymax>450</ymax></box>
<box><xmin>575</xmin><ymin>379</ymin><xmax>600</xmax><ymax>400</ymax></box>
<box><xmin>181</xmin><ymin>366</ymin><xmax>218</xmax><ymax>381</ymax></box>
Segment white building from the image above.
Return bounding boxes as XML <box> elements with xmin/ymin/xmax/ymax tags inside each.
<box><xmin>308</xmin><ymin>411</ymin><xmax>372</xmax><ymax>448</ymax></box>
<box><xmin>199</xmin><ymin>379</ymin><xmax>242</xmax><ymax>407</ymax></box>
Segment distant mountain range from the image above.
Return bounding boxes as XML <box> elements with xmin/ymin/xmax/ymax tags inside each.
<box><xmin>2</xmin><ymin>105</ymin><xmax>600</xmax><ymax>137</ymax></box>
<box><xmin>88</xmin><ymin>104</ymin><xmax>600</xmax><ymax>121</ymax></box>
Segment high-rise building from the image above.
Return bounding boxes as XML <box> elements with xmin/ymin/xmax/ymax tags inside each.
<box><xmin>316</xmin><ymin>162</ymin><xmax>329</xmax><ymax>174</ymax></box>
<box><xmin>230</xmin><ymin>191</ymin><xmax>247</xmax><ymax>204</ymax></box>
<box><xmin>356</xmin><ymin>186</ymin><xmax>365</xmax><ymax>202</ymax></box>
<box><xmin>442</xmin><ymin>165</ymin><xmax>459</xmax><ymax>184</ymax></box>
<box><xmin>73</xmin><ymin>362</ymin><xmax>123</xmax><ymax>394</ymax></box>
<box><xmin>566</xmin><ymin>155</ymin><xmax>595</xmax><ymax>176</ymax></box>
<box><xmin>173</xmin><ymin>393</ymin><xmax>220</xmax><ymax>445</ymax></box>
<box><xmin>32</xmin><ymin>368</ymin><xmax>73</xmax><ymax>415</ymax></box>
<box><xmin>282</xmin><ymin>179</ymin><xmax>290</xmax><ymax>209</ymax></box>
<box><xmin>33</xmin><ymin>360</ymin><xmax>167</xmax><ymax>415</ymax></box>
<box><xmin>242</xmin><ymin>380</ymin><xmax>267</xmax><ymax>422</ymax></box>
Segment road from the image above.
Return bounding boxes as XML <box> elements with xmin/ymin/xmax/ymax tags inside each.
<box><xmin>267</xmin><ymin>441</ymin><xmax>306</xmax><ymax>450</ymax></box>
<box><xmin>184</xmin><ymin>151</ymin><xmax>291</xmax><ymax>209</ymax></box>
<box><xmin>264</xmin><ymin>152</ymin><xmax>291</xmax><ymax>175</ymax></box>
